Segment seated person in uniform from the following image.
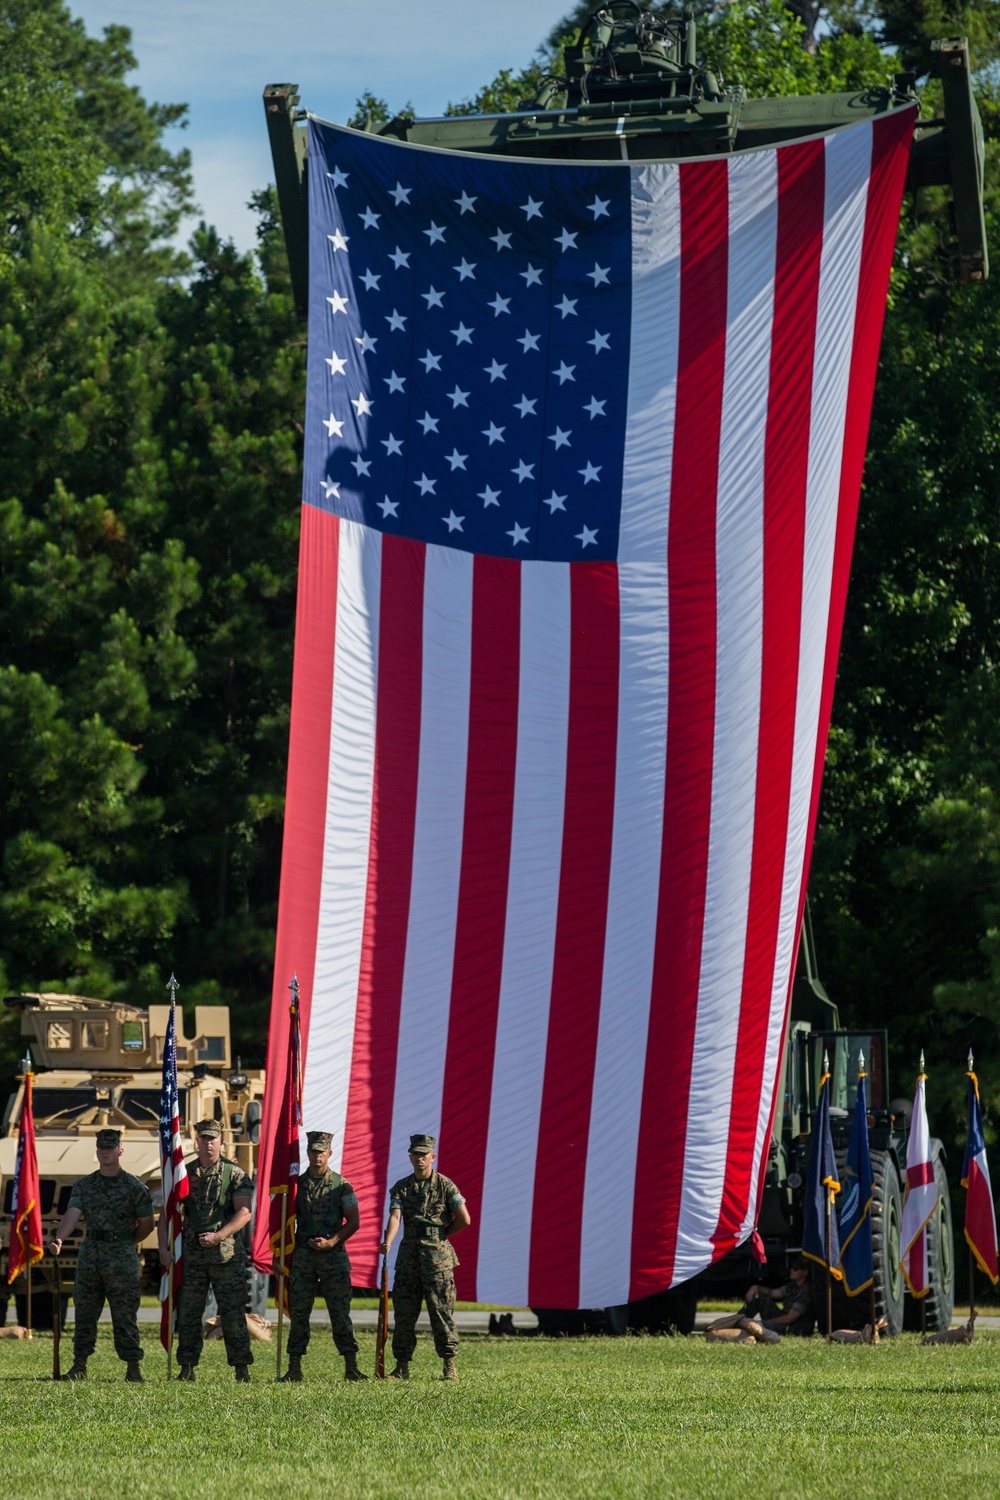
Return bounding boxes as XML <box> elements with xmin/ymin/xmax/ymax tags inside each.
<box><xmin>740</xmin><ymin>1255</ymin><xmax>815</xmax><ymax>1336</ymax></box>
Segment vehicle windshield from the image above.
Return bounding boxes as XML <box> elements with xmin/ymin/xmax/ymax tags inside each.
<box><xmin>811</xmin><ymin>1032</ymin><xmax>886</xmax><ymax>1112</ymax></box>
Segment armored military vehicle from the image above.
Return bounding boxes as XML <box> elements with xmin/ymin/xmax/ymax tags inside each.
<box><xmin>0</xmin><ymin>993</ymin><xmax>264</xmax><ymax>1329</ymax></box>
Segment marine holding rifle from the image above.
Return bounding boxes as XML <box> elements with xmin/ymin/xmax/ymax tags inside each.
<box><xmin>160</xmin><ymin>1118</ymin><xmax>254</xmax><ymax>1382</ymax></box>
<box><xmin>379</xmin><ymin>1133</ymin><xmax>471</xmax><ymax>1382</ymax></box>
<box><xmin>279</xmin><ymin>1129</ymin><xmax>365</xmax><ymax>1383</ymax></box>
<box><xmin>48</xmin><ymin>1127</ymin><xmax>155</xmax><ymax>1383</ymax></box>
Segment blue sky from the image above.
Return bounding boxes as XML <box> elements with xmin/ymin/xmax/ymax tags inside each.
<box><xmin>68</xmin><ymin>0</ymin><xmax>569</xmax><ymax>253</ymax></box>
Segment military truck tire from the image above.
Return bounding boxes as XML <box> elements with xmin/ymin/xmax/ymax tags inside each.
<box><xmin>870</xmin><ymin>1149</ymin><xmax>905</xmax><ymax>1336</ymax></box>
<box><xmin>902</xmin><ymin>1145</ymin><xmax>954</xmax><ymax>1333</ymax></box>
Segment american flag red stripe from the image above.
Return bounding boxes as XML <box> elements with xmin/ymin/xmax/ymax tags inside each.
<box><xmin>253</xmin><ymin>109</ymin><xmax>915</xmax><ymax>1302</ymax></box>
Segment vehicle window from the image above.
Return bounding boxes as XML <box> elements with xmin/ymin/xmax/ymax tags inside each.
<box><xmin>46</xmin><ymin>1022</ymin><xmax>73</xmax><ymax>1050</ymax></box>
<box><xmin>118</xmin><ymin>1086</ymin><xmax>187</xmax><ymax>1125</ymax></box>
<box><xmin>81</xmin><ymin>1021</ymin><xmax>108</xmax><ymax>1050</ymax></box>
<box><xmin>31</xmin><ymin>1087</ymin><xmax>98</xmax><ymax>1122</ymax></box>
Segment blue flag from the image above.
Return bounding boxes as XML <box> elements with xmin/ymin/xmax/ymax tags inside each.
<box><xmin>838</xmin><ymin>1072</ymin><xmax>874</xmax><ymax>1294</ymax></box>
<box><xmin>803</xmin><ymin>1072</ymin><xmax>842</xmax><ymax>1277</ymax></box>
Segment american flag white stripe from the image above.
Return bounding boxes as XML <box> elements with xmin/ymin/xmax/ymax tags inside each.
<box><xmin>476</xmin><ymin>562</ymin><xmax>570</xmax><ymax>1306</ymax></box>
<box><xmin>306</xmin><ymin>520</ymin><xmax>380</xmax><ymax>1168</ymax></box>
<box><xmin>382</xmin><ymin>545</ymin><xmax>473</xmax><ymax>1208</ymax></box>
<box><xmin>740</xmin><ymin>122</ymin><xmax>875</xmax><ymax>1248</ymax></box>
<box><xmin>253</xmin><ymin>110</ymin><xmax>915</xmax><ymax>1301</ymax></box>
<box><xmin>577</xmin><ymin>162</ymin><xmax>680</xmax><ymax>1308</ymax></box>
<box><xmin>674</xmin><ymin>146</ymin><xmax>776</xmax><ymax>1280</ymax></box>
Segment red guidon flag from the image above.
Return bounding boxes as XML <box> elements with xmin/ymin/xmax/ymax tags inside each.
<box><xmin>900</xmin><ymin>1072</ymin><xmax>938</xmax><ymax>1297</ymax></box>
<box><xmin>7</xmin><ymin>1072</ymin><xmax>43</xmax><ymax>1283</ymax></box>
<box><xmin>264</xmin><ymin>984</ymin><xmax>303</xmax><ymax>1268</ymax></box>
<box><xmin>253</xmin><ymin>105</ymin><xmax>915</xmax><ymax>1304</ymax></box>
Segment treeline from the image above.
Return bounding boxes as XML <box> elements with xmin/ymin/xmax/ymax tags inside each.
<box><xmin>2</xmin><ymin>0</ymin><xmax>1000</xmax><ymax>1164</ymax></box>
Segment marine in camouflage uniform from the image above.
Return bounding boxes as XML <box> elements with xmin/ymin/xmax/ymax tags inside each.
<box><xmin>173</xmin><ymin>1119</ymin><xmax>254</xmax><ymax>1379</ymax></box>
<box><xmin>281</xmin><ymin>1129</ymin><xmax>365</xmax><ymax>1382</ymax></box>
<box><xmin>381</xmin><ymin>1133</ymin><xmax>470</xmax><ymax>1381</ymax></box>
<box><xmin>742</xmin><ymin>1259</ymin><xmax>815</xmax><ymax>1336</ymax></box>
<box><xmin>49</xmin><ymin>1127</ymin><xmax>155</xmax><ymax>1382</ymax></box>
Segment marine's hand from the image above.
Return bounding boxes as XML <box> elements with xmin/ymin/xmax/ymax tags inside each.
<box><xmin>159</xmin><ymin>1247</ymin><xmax>173</xmax><ymax>1269</ymax></box>
<box><xmin>378</xmin><ymin>1240</ymin><xmax>389</xmax><ymax>1255</ymax></box>
<box><xmin>48</xmin><ymin>1237</ymin><xmax>62</xmax><ymax>1257</ymax></box>
<box><xmin>308</xmin><ymin>1235</ymin><xmax>335</xmax><ymax>1250</ymax></box>
<box><xmin>198</xmin><ymin>1230</ymin><xmax>221</xmax><ymax>1248</ymax></box>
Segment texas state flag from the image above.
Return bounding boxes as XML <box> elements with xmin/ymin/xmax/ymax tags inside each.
<box><xmin>963</xmin><ymin>1069</ymin><xmax>999</xmax><ymax>1284</ymax></box>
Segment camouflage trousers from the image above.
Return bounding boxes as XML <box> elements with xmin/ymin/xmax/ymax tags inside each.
<box><xmin>177</xmin><ymin>1258</ymin><xmax>252</xmax><ymax>1367</ymax></box>
<box><xmin>73</xmin><ymin>1240</ymin><xmax>142</xmax><ymax>1363</ymax></box>
<box><xmin>391</xmin><ymin>1241</ymin><xmax>458</xmax><ymax>1361</ymax></box>
<box><xmin>286</xmin><ymin>1244</ymin><xmax>358</xmax><ymax>1357</ymax></box>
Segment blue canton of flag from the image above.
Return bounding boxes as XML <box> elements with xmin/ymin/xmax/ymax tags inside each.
<box><xmin>303</xmin><ymin>117</ymin><xmax>631</xmax><ymax>561</ymax></box>
<box><xmin>838</xmin><ymin>1071</ymin><xmax>874</xmax><ymax>1295</ymax></box>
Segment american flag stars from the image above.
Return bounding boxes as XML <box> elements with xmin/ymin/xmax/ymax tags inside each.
<box><xmin>305</xmin><ymin>122</ymin><xmax>631</xmax><ymax>560</ymax></box>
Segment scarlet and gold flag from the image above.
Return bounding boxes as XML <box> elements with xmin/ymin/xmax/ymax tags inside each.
<box><xmin>264</xmin><ymin>982</ymin><xmax>303</xmax><ymax>1268</ymax></box>
<box><xmin>7</xmin><ymin>1071</ymin><xmax>43</xmax><ymax>1283</ymax></box>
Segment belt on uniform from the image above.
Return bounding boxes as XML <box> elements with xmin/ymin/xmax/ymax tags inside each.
<box><xmin>87</xmin><ymin>1229</ymin><xmax>135</xmax><ymax>1244</ymax></box>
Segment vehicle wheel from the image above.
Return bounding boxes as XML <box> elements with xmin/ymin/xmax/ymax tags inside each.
<box><xmin>871</xmin><ymin>1149</ymin><xmax>905</xmax><ymax>1336</ymax></box>
<box><xmin>903</xmin><ymin>1145</ymin><xmax>955</xmax><ymax>1332</ymax></box>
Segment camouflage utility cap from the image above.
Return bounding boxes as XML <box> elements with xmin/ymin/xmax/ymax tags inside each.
<box><xmin>95</xmin><ymin>1128</ymin><xmax>122</xmax><ymax>1148</ymax></box>
<box><xmin>408</xmin><ymin>1134</ymin><xmax>435</xmax><ymax>1155</ymax></box>
<box><xmin>194</xmin><ymin>1119</ymin><xmax>221</xmax><ymax>1138</ymax></box>
<box><xmin>307</xmin><ymin>1131</ymin><xmax>333</xmax><ymax>1150</ymax></box>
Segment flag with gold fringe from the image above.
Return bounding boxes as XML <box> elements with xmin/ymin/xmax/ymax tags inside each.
<box><xmin>7</xmin><ymin>1071</ymin><xmax>43</xmax><ymax>1284</ymax></box>
<box><xmin>962</xmin><ymin>1066</ymin><xmax>998</xmax><ymax>1285</ymax></box>
<box><xmin>803</xmin><ymin>1069</ymin><xmax>841</xmax><ymax>1278</ymax></box>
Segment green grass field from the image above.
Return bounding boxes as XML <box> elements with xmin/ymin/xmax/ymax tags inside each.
<box><xmin>3</xmin><ymin>1327</ymin><xmax>1000</xmax><ymax>1499</ymax></box>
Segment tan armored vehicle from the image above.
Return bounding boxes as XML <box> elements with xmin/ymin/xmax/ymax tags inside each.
<box><xmin>0</xmin><ymin>992</ymin><xmax>264</xmax><ymax>1327</ymax></box>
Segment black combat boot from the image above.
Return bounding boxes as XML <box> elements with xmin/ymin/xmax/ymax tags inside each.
<box><xmin>234</xmin><ymin>1364</ymin><xmax>251</xmax><ymax>1383</ymax></box>
<box><xmin>388</xmin><ymin>1360</ymin><xmax>410</xmax><ymax>1381</ymax></box>
<box><xmin>442</xmin><ymin>1356</ymin><xmax>459</xmax><ymax>1381</ymax></box>
<box><xmin>124</xmin><ymin>1360</ymin><xmax>143</xmax><ymax>1383</ymax></box>
<box><xmin>176</xmin><ymin>1364</ymin><xmax>195</xmax><ymax>1381</ymax></box>
<box><xmin>61</xmin><ymin>1358</ymin><xmax>88</xmax><ymax>1381</ymax></box>
<box><xmin>488</xmin><ymin>1313</ymin><xmax>500</xmax><ymax>1335</ymax></box>
<box><xmin>343</xmin><ymin>1351</ymin><xmax>368</xmax><ymax>1382</ymax></box>
<box><xmin>280</xmin><ymin>1354</ymin><xmax>303</xmax><ymax>1383</ymax></box>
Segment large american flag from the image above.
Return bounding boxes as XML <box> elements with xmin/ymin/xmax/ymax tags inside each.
<box><xmin>253</xmin><ymin>106</ymin><xmax>914</xmax><ymax>1305</ymax></box>
<box><xmin>158</xmin><ymin>995</ymin><xmax>189</xmax><ymax>1346</ymax></box>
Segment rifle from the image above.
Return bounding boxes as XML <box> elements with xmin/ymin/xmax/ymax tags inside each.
<box><xmin>52</xmin><ymin>1254</ymin><xmax>62</xmax><ymax>1381</ymax></box>
<box><xmin>375</xmin><ymin>1255</ymin><xmax>389</xmax><ymax>1379</ymax></box>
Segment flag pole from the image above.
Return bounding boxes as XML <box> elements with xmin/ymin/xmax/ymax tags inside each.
<box><xmin>825</xmin><ymin>1182</ymin><xmax>833</xmax><ymax>1343</ymax></box>
<box><xmin>275</xmin><ymin>1192</ymin><xmax>288</xmax><ymax>1381</ymax></box>
<box><xmin>967</xmin><ymin>1050</ymin><xmax>977</xmax><ymax>1327</ymax></box>
<box><xmin>920</xmin><ymin>1048</ymin><xmax>927</xmax><ymax>1339</ymax></box>
<box><xmin>863</xmin><ymin>1056</ymin><xmax>875</xmax><ymax>1338</ymax></box>
<box><xmin>26</xmin><ymin>1258</ymin><xmax>32</xmax><ymax>1341</ymax></box>
<box><xmin>823</xmin><ymin>1049</ymin><xmax>832</xmax><ymax>1342</ymax></box>
<box><xmin>166</xmin><ymin>973</ymin><xmax>177</xmax><ymax>1380</ymax></box>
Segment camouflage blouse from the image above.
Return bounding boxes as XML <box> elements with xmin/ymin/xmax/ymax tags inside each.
<box><xmin>181</xmin><ymin>1157</ymin><xmax>253</xmax><ymax>1264</ymax></box>
<box><xmin>295</xmin><ymin>1168</ymin><xmax>358</xmax><ymax>1244</ymax></box>
<box><xmin>68</xmin><ymin>1169</ymin><xmax>153</xmax><ymax>1235</ymax></box>
<box><xmin>388</xmin><ymin>1171</ymin><xmax>465</xmax><ymax>1245</ymax></box>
